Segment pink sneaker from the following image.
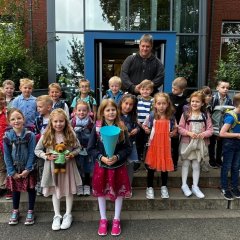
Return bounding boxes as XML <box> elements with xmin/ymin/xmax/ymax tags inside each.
<box><xmin>111</xmin><ymin>219</ymin><xmax>121</xmax><ymax>236</ymax></box>
<box><xmin>98</xmin><ymin>219</ymin><xmax>108</xmax><ymax>236</ymax></box>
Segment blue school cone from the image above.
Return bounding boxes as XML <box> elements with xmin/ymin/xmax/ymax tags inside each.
<box><xmin>100</xmin><ymin>126</ymin><xmax>121</xmax><ymax>158</ymax></box>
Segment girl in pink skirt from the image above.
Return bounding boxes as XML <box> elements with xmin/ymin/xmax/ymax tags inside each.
<box><xmin>87</xmin><ymin>99</ymin><xmax>132</xmax><ymax>236</ymax></box>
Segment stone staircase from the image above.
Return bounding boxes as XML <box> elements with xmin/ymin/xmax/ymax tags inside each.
<box><xmin>1</xmin><ymin>166</ymin><xmax>239</xmax><ymax>216</ymax></box>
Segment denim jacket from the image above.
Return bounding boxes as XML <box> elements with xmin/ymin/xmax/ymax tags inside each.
<box><xmin>3</xmin><ymin>128</ymin><xmax>36</xmax><ymax>176</ymax></box>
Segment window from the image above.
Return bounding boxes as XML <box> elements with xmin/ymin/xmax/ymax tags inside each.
<box><xmin>221</xmin><ymin>22</ymin><xmax>240</xmax><ymax>61</ymax></box>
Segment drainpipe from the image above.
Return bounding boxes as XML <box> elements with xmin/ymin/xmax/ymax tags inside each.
<box><xmin>207</xmin><ymin>0</ymin><xmax>215</xmax><ymax>86</ymax></box>
<box><xmin>28</xmin><ymin>0</ymin><xmax>33</xmax><ymax>55</ymax></box>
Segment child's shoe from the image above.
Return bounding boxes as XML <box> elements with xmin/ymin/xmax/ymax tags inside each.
<box><xmin>83</xmin><ymin>185</ymin><xmax>91</xmax><ymax>196</ymax></box>
<box><xmin>61</xmin><ymin>214</ymin><xmax>73</xmax><ymax>230</ymax></box>
<box><xmin>52</xmin><ymin>215</ymin><xmax>62</xmax><ymax>231</ymax></box>
<box><xmin>111</xmin><ymin>219</ymin><xmax>121</xmax><ymax>236</ymax></box>
<box><xmin>181</xmin><ymin>184</ymin><xmax>192</xmax><ymax>197</ymax></box>
<box><xmin>9</xmin><ymin>209</ymin><xmax>19</xmax><ymax>225</ymax></box>
<box><xmin>5</xmin><ymin>189</ymin><xmax>13</xmax><ymax>200</ymax></box>
<box><xmin>160</xmin><ymin>186</ymin><xmax>169</xmax><ymax>199</ymax></box>
<box><xmin>146</xmin><ymin>187</ymin><xmax>154</xmax><ymax>199</ymax></box>
<box><xmin>232</xmin><ymin>188</ymin><xmax>240</xmax><ymax>198</ymax></box>
<box><xmin>221</xmin><ymin>189</ymin><xmax>234</xmax><ymax>200</ymax></box>
<box><xmin>192</xmin><ymin>185</ymin><xmax>205</xmax><ymax>198</ymax></box>
<box><xmin>77</xmin><ymin>185</ymin><xmax>84</xmax><ymax>196</ymax></box>
<box><xmin>24</xmin><ymin>210</ymin><xmax>35</xmax><ymax>225</ymax></box>
<box><xmin>98</xmin><ymin>219</ymin><xmax>108</xmax><ymax>236</ymax></box>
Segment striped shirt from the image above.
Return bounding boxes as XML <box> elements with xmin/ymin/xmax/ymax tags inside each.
<box><xmin>137</xmin><ymin>96</ymin><xmax>153</xmax><ymax>124</ymax></box>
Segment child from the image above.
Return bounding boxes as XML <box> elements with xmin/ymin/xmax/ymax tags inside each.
<box><xmin>71</xmin><ymin>100</ymin><xmax>93</xmax><ymax>196</ymax></box>
<box><xmin>119</xmin><ymin>94</ymin><xmax>139</xmax><ymax>193</ymax></box>
<box><xmin>209</xmin><ymin>80</ymin><xmax>232</xmax><ymax>168</ymax></box>
<box><xmin>48</xmin><ymin>83</ymin><xmax>70</xmax><ymax>119</ymax></box>
<box><xmin>34</xmin><ymin>95</ymin><xmax>53</xmax><ymax>196</ymax></box>
<box><xmin>103</xmin><ymin>76</ymin><xmax>124</xmax><ymax>105</ymax></box>
<box><xmin>35</xmin><ymin>109</ymin><xmax>82</xmax><ymax>230</ymax></box>
<box><xmin>2</xmin><ymin>79</ymin><xmax>15</xmax><ymax>108</ymax></box>
<box><xmin>220</xmin><ymin>93</ymin><xmax>240</xmax><ymax>200</ymax></box>
<box><xmin>87</xmin><ymin>99</ymin><xmax>131</xmax><ymax>236</ymax></box>
<box><xmin>135</xmin><ymin>79</ymin><xmax>154</xmax><ymax>171</ymax></box>
<box><xmin>11</xmin><ymin>78</ymin><xmax>37</xmax><ymax>129</ymax></box>
<box><xmin>178</xmin><ymin>91</ymin><xmax>213</xmax><ymax>198</ymax></box>
<box><xmin>169</xmin><ymin>77</ymin><xmax>188</xmax><ymax>171</ymax></box>
<box><xmin>71</xmin><ymin>79</ymin><xmax>97</xmax><ymax>121</ymax></box>
<box><xmin>143</xmin><ymin>93</ymin><xmax>177</xmax><ymax>199</ymax></box>
<box><xmin>0</xmin><ymin>91</ymin><xmax>8</xmax><ymax>198</ymax></box>
<box><xmin>3</xmin><ymin>108</ymin><xmax>36</xmax><ymax>225</ymax></box>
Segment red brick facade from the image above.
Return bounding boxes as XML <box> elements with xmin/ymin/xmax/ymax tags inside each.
<box><xmin>207</xmin><ymin>0</ymin><xmax>240</xmax><ymax>87</ymax></box>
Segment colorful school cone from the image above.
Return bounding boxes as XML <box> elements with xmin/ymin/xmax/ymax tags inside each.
<box><xmin>100</xmin><ymin>126</ymin><xmax>121</xmax><ymax>157</ymax></box>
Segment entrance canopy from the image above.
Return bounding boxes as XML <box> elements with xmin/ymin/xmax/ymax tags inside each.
<box><xmin>84</xmin><ymin>31</ymin><xmax>176</xmax><ymax>93</ymax></box>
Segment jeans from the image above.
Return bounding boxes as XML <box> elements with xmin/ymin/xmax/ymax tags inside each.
<box><xmin>221</xmin><ymin>138</ymin><xmax>240</xmax><ymax>190</ymax></box>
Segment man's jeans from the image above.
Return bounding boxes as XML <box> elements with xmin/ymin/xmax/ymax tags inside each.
<box><xmin>221</xmin><ymin>138</ymin><xmax>240</xmax><ymax>190</ymax></box>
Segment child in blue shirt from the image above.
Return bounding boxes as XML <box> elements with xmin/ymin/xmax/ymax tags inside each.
<box><xmin>103</xmin><ymin>76</ymin><xmax>124</xmax><ymax>105</ymax></box>
<box><xmin>11</xmin><ymin>78</ymin><xmax>38</xmax><ymax>130</ymax></box>
<box><xmin>220</xmin><ymin>93</ymin><xmax>240</xmax><ymax>200</ymax></box>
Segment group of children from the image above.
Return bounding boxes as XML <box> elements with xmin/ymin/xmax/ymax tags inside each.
<box><xmin>0</xmin><ymin>75</ymin><xmax>240</xmax><ymax>237</ymax></box>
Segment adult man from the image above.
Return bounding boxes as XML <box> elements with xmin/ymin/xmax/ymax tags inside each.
<box><xmin>120</xmin><ymin>34</ymin><xmax>165</xmax><ymax>94</ymax></box>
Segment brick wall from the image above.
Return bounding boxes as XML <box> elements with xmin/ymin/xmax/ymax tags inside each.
<box><xmin>207</xmin><ymin>0</ymin><xmax>240</xmax><ymax>87</ymax></box>
<box><xmin>25</xmin><ymin>1</ymin><xmax>47</xmax><ymax>49</ymax></box>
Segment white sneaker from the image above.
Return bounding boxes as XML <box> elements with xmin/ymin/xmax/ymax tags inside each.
<box><xmin>161</xmin><ymin>186</ymin><xmax>169</xmax><ymax>199</ymax></box>
<box><xmin>52</xmin><ymin>215</ymin><xmax>62</xmax><ymax>231</ymax></box>
<box><xmin>61</xmin><ymin>214</ymin><xmax>73</xmax><ymax>230</ymax></box>
<box><xmin>146</xmin><ymin>187</ymin><xmax>155</xmax><ymax>199</ymax></box>
<box><xmin>83</xmin><ymin>185</ymin><xmax>91</xmax><ymax>196</ymax></box>
<box><xmin>77</xmin><ymin>185</ymin><xmax>84</xmax><ymax>196</ymax></box>
<box><xmin>192</xmin><ymin>185</ymin><xmax>205</xmax><ymax>199</ymax></box>
<box><xmin>181</xmin><ymin>185</ymin><xmax>192</xmax><ymax>197</ymax></box>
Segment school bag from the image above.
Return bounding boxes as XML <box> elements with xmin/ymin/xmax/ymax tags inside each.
<box><xmin>212</xmin><ymin>105</ymin><xmax>235</xmax><ymax>136</ymax></box>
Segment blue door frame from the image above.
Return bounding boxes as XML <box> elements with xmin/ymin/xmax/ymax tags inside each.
<box><xmin>84</xmin><ymin>31</ymin><xmax>176</xmax><ymax>93</ymax></box>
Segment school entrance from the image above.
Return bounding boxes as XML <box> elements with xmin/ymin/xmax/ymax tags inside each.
<box><xmin>84</xmin><ymin>31</ymin><xmax>176</xmax><ymax>101</ymax></box>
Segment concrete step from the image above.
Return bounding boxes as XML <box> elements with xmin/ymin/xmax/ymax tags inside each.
<box><xmin>133</xmin><ymin>167</ymin><xmax>221</xmax><ymax>188</ymax></box>
<box><xmin>0</xmin><ymin>188</ymin><xmax>233</xmax><ymax>213</ymax></box>
<box><xmin>1</xmin><ymin>209</ymin><xmax>240</xmax><ymax>223</ymax></box>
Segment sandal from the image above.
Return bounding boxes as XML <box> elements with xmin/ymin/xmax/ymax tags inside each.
<box><xmin>9</xmin><ymin>209</ymin><xmax>19</xmax><ymax>225</ymax></box>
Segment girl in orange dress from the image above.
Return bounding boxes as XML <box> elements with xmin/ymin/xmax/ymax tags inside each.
<box><xmin>143</xmin><ymin>93</ymin><xmax>177</xmax><ymax>199</ymax></box>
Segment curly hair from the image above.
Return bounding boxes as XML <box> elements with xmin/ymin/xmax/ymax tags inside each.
<box><xmin>42</xmin><ymin>109</ymin><xmax>77</xmax><ymax>148</ymax></box>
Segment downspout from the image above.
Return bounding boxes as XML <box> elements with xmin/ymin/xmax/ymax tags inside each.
<box><xmin>28</xmin><ymin>0</ymin><xmax>33</xmax><ymax>55</ymax></box>
<box><xmin>207</xmin><ymin>0</ymin><xmax>214</xmax><ymax>86</ymax></box>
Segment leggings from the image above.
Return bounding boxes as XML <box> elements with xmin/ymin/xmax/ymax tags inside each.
<box><xmin>147</xmin><ymin>168</ymin><xmax>168</xmax><ymax>188</ymax></box>
<box><xmin>13</xmin><ymin>188</ymin><xmax>36</xmax><ymax>210</ymax></box>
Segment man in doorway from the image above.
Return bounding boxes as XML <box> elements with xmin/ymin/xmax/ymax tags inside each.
<box><xmin>120</xmin><ymin>34</ymin><xmax>165</xmax><ymax>95</ymax></box>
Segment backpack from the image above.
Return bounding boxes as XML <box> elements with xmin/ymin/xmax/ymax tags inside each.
<box><xmin>183</xmin><ymin>111</ymin><xmax>208</xmax><ymax>128</ymax></box>
<box><xmin>53</xmin><ymin>100</ymin><xmax>65</xmax><ymax>110</ymax></box>
<box><xmin>212</xmin><ymin>105</ymin><xmax>235</xmax><ymax>136</ymax></box>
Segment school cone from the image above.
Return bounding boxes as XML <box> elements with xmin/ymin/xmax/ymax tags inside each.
<box><xmin>100</xmin><ymin>126</ymin><xmax>121</xmax><ymax>157</ymax></box>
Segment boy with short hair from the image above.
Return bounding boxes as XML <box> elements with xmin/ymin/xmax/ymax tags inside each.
<box><xmin>34</xmin><ymin>95</ymin><xmax>53</xmax><ymax>195</ymax></box>
<box><xmin>2</xmin><ymin>80</ymin><xmax>15</xmax><ymax>108</ymax></box>
<box><xmin>103</xmin><ymin>76</ymin><xmax>123</xmax><ymax>105</ymax></box>
<box><xmin>48</xmin><ymin>83</ymin><xmax>70</xmax><ymax>119</ymax></box>
<box><xmin>220</xmin><ymin>93</ymin><xmax>240</xmax><ymax>200</ymax></box>
<box><xmin>169</xmin><ymin>77</ymin><xmax>188</xmax><ymax>171</ymax></box>
<box><xmin>11</xmin><ymin>78</ymin><xmax>37</xmax><ymax>129</ymax></box>
<box><xmin>209</xmin><ymin>80</ymin><xmax>232</xmax><ymax>168</ymax></box>
<box><xmin>0</xmin><ymin>91</ymin><xmax>8</xmax><ymax>198</ymax></box>
<box><xmin>135</xmin><ymin>79</ymin><xmax>154</xmax><ymax>171</ymax></box>
<box><xmin>71</xmin><ymin>79</ymin><xmax>97</xmax><ymax>121</ymax></box>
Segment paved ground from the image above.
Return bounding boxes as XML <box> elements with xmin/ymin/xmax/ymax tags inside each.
<box><xmin>1</xmin><ymin>217</ymin><xmax>240</xmax><ymax>240</ymax></box>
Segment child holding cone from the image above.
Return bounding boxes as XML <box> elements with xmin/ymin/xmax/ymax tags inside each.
<box><xmin>87</xmin><ymin>99</ymin><xmax>132</xmax><ymax>237</ymax></box>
